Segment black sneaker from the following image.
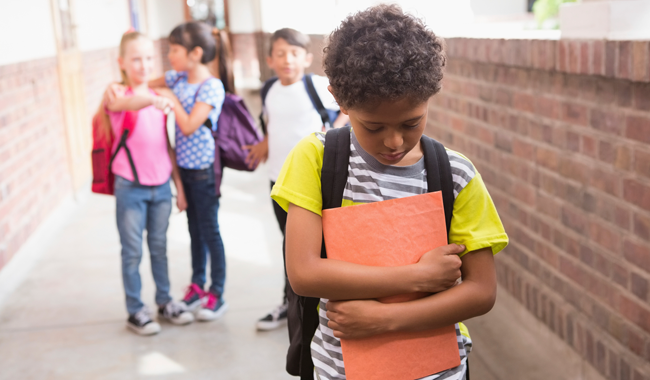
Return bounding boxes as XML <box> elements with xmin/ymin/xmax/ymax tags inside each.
<box><xmin>158</xmin><ymin>301</ymin><xmax>195</xmax><ymax>325</ymax></box>
<box><xmin>256</xmin><ymin>303</ymin><xmax>288</xmax><ymax>331</ymax></box>
<box><xmin>127</xmin><ymin>306</ymin><xmax>161</xmax><ymax>336</ymax></box>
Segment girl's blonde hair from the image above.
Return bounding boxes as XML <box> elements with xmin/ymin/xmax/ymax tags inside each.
<box><xmin>95</xmin><ymin>31</ymin><xmax>150</xmax><ymax>140</ymax></box>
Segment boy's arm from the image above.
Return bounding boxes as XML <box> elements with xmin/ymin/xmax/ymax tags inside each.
<box><xmin>325</xmin><ymin>247</ymin><xmax>497</xmax><ymax>339</ymax></box>
<box><xmin>286</xmin><ymin>203</ymin><xmax>465</xmax><ymax>301</ymax></box>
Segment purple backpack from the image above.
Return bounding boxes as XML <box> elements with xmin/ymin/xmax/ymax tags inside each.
<box><xmin>173</xmin><ymin>75</ymin><xmax>262</xmax><ymax>196</ymax></box>
<box><xmin>211</xmin><ymin>93</ymin><xmax>262</xmax><ymax>196</ymax></box>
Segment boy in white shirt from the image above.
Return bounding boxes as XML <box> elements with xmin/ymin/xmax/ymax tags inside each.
<box><xmin>244</xmin><ymin>28</ymin><xmax>349</xmax><ymax>330</ymax></box>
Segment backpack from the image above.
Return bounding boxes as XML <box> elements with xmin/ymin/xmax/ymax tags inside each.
<box><xmin>286</xmin><ymin>126</ymin><xmax>455</xmax><ymax>379</ymax></box>
<box><xmin>178</xmin><ymin>76</ymin><xmax>262</xmax><ymax>197</ymax></box>
<box><xmin>91</xmin><ymin>107</ymin><xmax>140</xmax><ymax>195</ymax></box>
<box><xmin>259</xmin><ymin>73</ymin><xmax>340</xmax><ymax>134</ymax></box>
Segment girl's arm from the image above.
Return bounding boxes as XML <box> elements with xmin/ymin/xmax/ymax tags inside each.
<box><xmin>167</xmin><ymin>140</ymin><xmax>187</xmax><ymax>212</ymax></box>
<box><xmin>106</xmin><ymin>92</ymin><xmax>173</xmax><ymax>113</ymax></box>
<box><xmin>156</xmin><ymin>87</ymin><xmax>213</xmax><ymax>136</ymax></box>
<box><xmin>148</xmin><ymin>76</ymin><xmax>167</xmax><ymax>88</ymax></box>
<box><xmin>285</xmin><ymin>203</ymin><xmax>465</xmax><ymax>301</ymax></box>
<box><xmin>325</xmin><ymin>247</ymin><xmax>497</xmax><ymax>339</ymax></box>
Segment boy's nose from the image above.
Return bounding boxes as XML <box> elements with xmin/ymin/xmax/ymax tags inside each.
<box><xmin>384</xmin><ymin>132</ymin><xmax>403</xmax><ymax>150</ymax></box>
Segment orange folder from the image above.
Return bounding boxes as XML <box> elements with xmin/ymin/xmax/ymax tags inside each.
<box><xmin>322</xmin><ymin>192</ymin><xmax>460</xmax><ymax>380</ymax></box>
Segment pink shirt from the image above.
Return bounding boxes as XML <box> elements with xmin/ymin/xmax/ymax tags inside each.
<box><xmin>108</xmin><ymin>89</ymin><xmax>172</xmax><ymax>186</ymax></box>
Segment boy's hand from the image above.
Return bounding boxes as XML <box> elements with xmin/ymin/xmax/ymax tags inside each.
<box><xmin>243</xmin><ymin>138</ymin><xmax>268</xmax><ymax>169</ymax></box>
<box><xmin>415</xmin><ymin>244</ymin><xmax>464</xmax><ymax>293</ymax></box>
<box><xmin>104</xmin><ymin>83</ymin><xmax>126</xmax><ymax>105</ymax></box>
<box><xmin>326</xmin><ymin>299</ymin><xmax>390</xmax><ymax>339</ymax></box>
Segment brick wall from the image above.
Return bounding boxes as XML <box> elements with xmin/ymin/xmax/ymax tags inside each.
<box><xmin>427</xmin><ymin>38</ymin><xmax>650</xmax><ymax>380</ymax></box>
<box><xmin>0</xmin><ymin>58</ymin><xmax>72</xmax><ymax>270</ymax></box>
<box><xmin>0</xmin><ymin>38</ymin><xmax>169</xmax><ymax>272</ymax></box>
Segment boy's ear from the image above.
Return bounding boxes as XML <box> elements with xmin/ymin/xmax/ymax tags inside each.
<box><xmin>266</xmin><ymin>55</ymin><xmax>273</xmax><ymax>69</ymax></box>
<box><xmin>327</xmin><ymin>85</ymin><xmax>348</xmax><ymax>115</ymax></box>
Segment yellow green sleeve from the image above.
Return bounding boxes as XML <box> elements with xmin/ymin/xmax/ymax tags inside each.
<box><xmin>449</xmin><ymin>171</ymin><xmax>509</xmax><ymax>257</ymax></box>
<box><xmin>271</xmin><ymin>133</ymin><xmax>325</xmax><ymax>216</ymax></box>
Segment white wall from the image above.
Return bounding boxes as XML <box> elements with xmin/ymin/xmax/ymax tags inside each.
<box><xmin>76</xmin><ymin>0</ymin><xmax>131</xmax><ymax>52</ymax></box>
<box><xmin>470</xmin><ymin>0</ymin><xmax>528</xmax><ymax>16</ymax></box>
<box><xmin>0</xmin><ymin>0</ymin><xmax>57</xmax><ymax>66</ymax></box>
<box><xmin>145</xmin><ymin>0</ymin><xmax>185</xmax><ymax>39</ymax></box>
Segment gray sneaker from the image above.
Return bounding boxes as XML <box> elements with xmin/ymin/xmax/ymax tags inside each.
<box><xmin>158</xmin><ymin>301</ymin><xmax>195</xmax><ymax>325</ymax></box>
<box><xmin>127</xmin><ymin>306</ymin><xmax>161</xmax><ymax>336</ymax></box>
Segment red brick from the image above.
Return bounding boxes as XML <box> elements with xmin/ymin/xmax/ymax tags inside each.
<box><xmin>558</xmin><ymin>40</ymin><xmax>569</xmax><ymax>72</ymax></box>
<box><xmin>631</xmin><ymin>272</ymin><xmax>649</xmax><ymax>301</ymax></box>
<box><xmin>537</xmin><ymin>146</ymin><xmax>559</xmax><ymax>170</ymax></box>
<box><xmin>580</xmin><ymin>41</ymin><xmax>590</xmax><ymax>74</ymax></box>
<box><xmin>562</xmin><ymin>206</ymin><xmax>587</xmax><ymax>235</ymax></box>
<box><xmin>615</xmin><ymin>145</ymin><xmax>633</xmax><ymax>171</ymax></box>
<box><xmin>605</xmin><ymin>41</ymin><xmax>618</xmax><ymax>77</ymax></box>
<box><xmin>512</xmin><ymin>138</ymin><xmax>535</xmax><ymax>159</ymax></box>
<box><xmin>620</xmin><ymin>296</ymin><xmax>650</xmax><ymax>334</ymax></box>
<box><xmin>588</xmin><ymin>220</ymin><xmax>621</xmax><ymax>251</ymax></box>
<box><xmin>624</xmin><ymin>239</ymin><xmax>650</xmax><ymax>273</ymax></box>
<box><xmin>590</xmin><ymin>109</ymin><xmax>624</xmax><ymax>136</ymax></box>
<box><xmin>634</xmin><ymin>212</ymin><xmax>650</xmax><ymax>241</ymax></box>
<box><xmin>535</xmin><ymin>96</ymin><xmax>560</xmax><ymax>119</ymax></box>
<box><xmin>624</xmin><ymin>179</ymin><xmax>650</xmax><ymax>212</ymax></box>
<box><xmin>581</xmin><ymin>135</ymin><xmax>597</xmax><ymax>158</ymax></box>
<box><xmin>619</xmin><ymin>41</ymin><xmax>632</xmax><ymax>79</ymax></box>
<box><xmin>599</xmin><ymin>140</ymin><xmax>615</xmax><ymax>165</ymax></box>
<box><xmin>633</xmin><ymin>83</ymin><xmax>650</xmax><ymax>111</ymax></box>
<box><xmin>561</xmin><ymin>103</ymin><xmax>589</xmax><ymax>126</ymax></box>
<box><xmin>590</xmin><ymin>168</ymin><xmax>619</xmax><ymax>196</ymax></box>
<box><xmin>632</xmin><ymin>41</ymin><xmax>649</xmax><ymax>82</ymax></box>
<box><xmin>513</xmin><ymin>92</ymin><xmax>535</xmax><ymax>113</ymax></box>
<box><xmin>592</xmin><ymin>40</ymin><xmax>605</xmax><ymax>76</ymax></box>
<box><xmin>626</xmin><ymin>116</ymin><xmax>650</xmax><ymax>144</ymax></box>
<box><xmin>569</xmin><ymin>40</ymin><xmax>580</xmax><ymax>74</ymax></box>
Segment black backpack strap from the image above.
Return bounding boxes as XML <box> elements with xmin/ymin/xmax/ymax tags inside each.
<box><xmin>293</xmin><ymin>127</ymin><xmax>351</xmax><ymax>380</ymax></box>
<box><xmin>321</xmin><ymin>126</ymin><xmax>351</xmax><ymax>212</ymax></box>
<box><xmin>420</xmin><ymin>135</ymin><xmax>454</xmax><ymax>237</ymax></box>
<box><xmin>304</xmin><ymin>74</ymin><xmax>332</xmax><ymax>130</ymax></box>
<box><xmin>109</xmin><ymin>129</ymin><xmax>140</xmax><ymax>185</ymax></box>
<box><xmin>258</xmin><ymin>77</ymin><xmax>279</xmax><ymax>135</ymax></box>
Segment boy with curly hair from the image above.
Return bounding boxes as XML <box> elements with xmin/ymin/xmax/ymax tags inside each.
<box><xmin>271</xmin><ymin>4</ymin><xmax>508</xmax><ymax>380</ymax></box>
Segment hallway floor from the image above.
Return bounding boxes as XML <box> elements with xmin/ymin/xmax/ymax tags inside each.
<box><xmin>0</xmin><ymin>162</ymin><xmax>604</xmax><ymax>380</ymax></box>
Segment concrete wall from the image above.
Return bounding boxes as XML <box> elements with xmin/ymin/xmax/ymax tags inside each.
<box><xmin>427</xmin><ymin>38</ymin><xmax>650</xmax><ymax>380</ymax></box>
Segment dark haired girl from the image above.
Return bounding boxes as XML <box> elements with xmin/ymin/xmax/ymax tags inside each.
<box><xmin>146</xmin><ymin>21</ymin><xmax>229</xmax><ymax>322</ymax></box>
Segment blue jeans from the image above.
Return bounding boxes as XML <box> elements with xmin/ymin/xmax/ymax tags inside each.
<box><xmin>115</xmin><ymin>175</ymin><xmax>173</xmax><ymax>315</ymax></box>
<box><xmin>179</xmin><ymin>165</ymin><xmax>226</xmax><ymax>296</ymax></box>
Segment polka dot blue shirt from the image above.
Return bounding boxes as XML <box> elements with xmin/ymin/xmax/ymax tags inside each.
<box><xmin>165</xmin><ymin>70</ymin><xmax>225</xmax><ymax>170</ymax></box>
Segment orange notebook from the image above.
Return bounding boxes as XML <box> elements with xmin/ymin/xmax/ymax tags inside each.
<box><xmin>322</xmin><ymin>192</ymin><xmax>460</xmax><ymax>380</ymax></box>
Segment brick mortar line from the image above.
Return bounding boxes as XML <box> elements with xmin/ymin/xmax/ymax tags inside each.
<box><xmin>491</xmin><ymin>184</ymin><xmax>648</xmax><ymax>297</ymax></box>
<box><xmin>498</xmin><ymin>254</ymin><xmax>650</xmax><ymax>374</ymax></box>
<box><xmin>440</xmin><ymin>74</ymin><xmax>650</xmax><ymax>153</ymax></box>
<box><xmin>429</xmin><ymin>102</ymin><xmax>650</xmax><ymax>189</ymax></box>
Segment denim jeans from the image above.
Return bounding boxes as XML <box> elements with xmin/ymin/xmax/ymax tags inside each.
<box><xmin>179</xmin><ymin>165</ymin><xmax>226</xmax><ymax>296</ymax></box>
<box><xmin>115</xmin><ymin>175</ymin><xmax>173</xmax><ymax>315</ymax></box>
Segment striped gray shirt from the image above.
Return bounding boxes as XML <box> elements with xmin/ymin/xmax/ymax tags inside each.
<box><xmin>312</xmin><ymin>131</ymin><xmax>476</xmax><ymax>380</ymax></box>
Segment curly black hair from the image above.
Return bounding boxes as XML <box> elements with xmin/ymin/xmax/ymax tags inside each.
<box><xmin>323</xmin><ymin>4</ymin><xmax>446</xmax><ymax>110</ymax></box>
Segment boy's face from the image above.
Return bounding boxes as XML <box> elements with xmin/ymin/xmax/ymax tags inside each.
<box><xmin>267</xmin><ymin>38</ymin><xmax>313</xmax><ymax>85</ymax></box>
<box><xmin>341</xmin><ymin>97</ymin><xmax>428</xmax><ymax>167</ymax></box>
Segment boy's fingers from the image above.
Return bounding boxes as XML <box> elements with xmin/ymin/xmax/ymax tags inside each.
<box><xmin>443</xmin><ymin>244</ymin><xmax>465</xmax><ymax>255</ymax></box>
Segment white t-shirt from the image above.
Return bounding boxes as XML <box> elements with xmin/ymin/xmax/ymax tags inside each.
<box><xmin>265</xmin><ymin>75</ymin><xmax>339</xmax><ymax>182</ymax></box>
